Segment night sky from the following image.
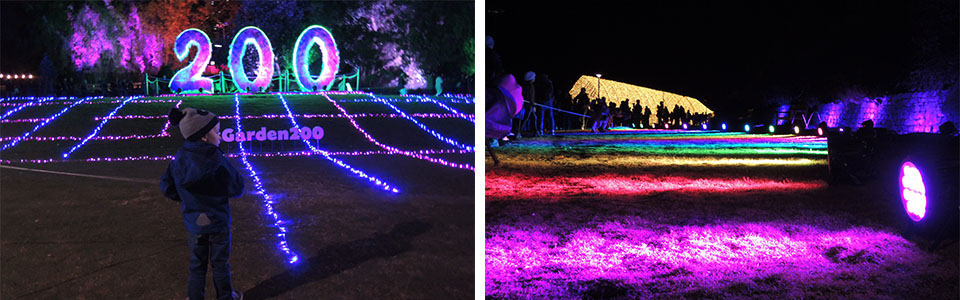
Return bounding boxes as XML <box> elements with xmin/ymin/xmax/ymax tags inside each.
<box><xmin>487</xmin><ymin>0</ymin><xmax>956</xmax><ymax>117</ymax></box>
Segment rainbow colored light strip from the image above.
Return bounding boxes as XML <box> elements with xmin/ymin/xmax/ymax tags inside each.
<box><xmin>229</xmin><ymin>26</ymin><xmax>275</xmax><ymax>92</ymax></box>
<box><xmin>370</xmin><ymin>96</ymin><xmax>474</xmax><ymax>152</ymax></box>
<box><xmin>62</xmin><ymin>96</ymin><xmax>140</xmax><ymax>158</ymax></box>
<box><xmin>486</xmin><ymin>171</ymin><xmax>826</xmax><ymax>199</ymax></box>
<box><xmin>292</xmin><ymin>25</ymin><xmax>339</xmax><ymax>91</ymax></box>
<box><xmin>0</xmin><ymin>96</ymin><xmax>96</xmax><ymax>151</ymax></box>
<box><xmin>232</xmin><ymin>94</ymin><xmax>298</xmax><ymax>264</ymax></box>
<box><xmin>317</xmin><ymin>94</ymin><xmax>474</xmax><ymax>171</ymax></box>
<box><xmin>273</xmin><ymin>94</ymin><xmax>402</xmax><ymax>191</ymax></box>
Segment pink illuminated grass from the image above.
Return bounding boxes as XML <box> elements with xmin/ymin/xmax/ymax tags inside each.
<box><xmin>486</xmin><ymin>219</ymin><xmax>948</xmax><ymax>299</ymax></box>
<box><xmin>485</xmin><ymin>131</ymin><xmax>957</xmax><ymax>298</ymax></box>
<box><xmin>486</xmin><ymin>171</ymin><xmax>826</xmax><ymax>199</ymax></box>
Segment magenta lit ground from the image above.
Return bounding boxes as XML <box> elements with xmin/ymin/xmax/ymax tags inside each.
<box><xmin>485</xmin><ymin>131</ymin><xmax>958</xmax><ymax>299</ymax></box>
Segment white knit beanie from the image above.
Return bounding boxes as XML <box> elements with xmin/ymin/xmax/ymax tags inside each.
<box><xmin>168</xmin><ymin>107</ymin><xmax>219</xmax><ymax>141</ymax></box>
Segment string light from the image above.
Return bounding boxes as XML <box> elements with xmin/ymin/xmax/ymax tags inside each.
<box><xmin>0</xmin><ymin>96</ymin><xmax>96</xmax><ymax>151</ymax></box>
<box><xmin>232</xmin><ymin>94</ymin><xmax>299</xmax><ymax>264</ymax></box>
<box><xmin>567</xmin><ymin>75</ymin><xmax>713</xmax><ymax>124</ymax></box>
<box><xmin>317</xmin><ymin>94</ymin><xmax>474</xmax><ymax>171</ymax></box>
<box><xmin>1</xmin><ymin>149</ymin><xmax>471</xmax><ymax>165</ymax></box>
<box><xmin>439</xmin><ymin>93</ymin><xmax>475</xmax><ymax>102</ymax></box>
<box><xmin>0</xmin><ymin>97</ymin><xmax>170</xmax><ymax>107</ymax></box>
<box><xmin>370</xmin><ymin>96</ymin><xmax>474</xmax><ymax>152</ymax></box>
<box><xmin>85</xmin><ymin>112</ymin><xmax>471</xmax><ymax>122</ymax></box>
<box><xmin>62</xmin><ymin>96</ymin><xmax>141</xmax><ymax>158</ymax></box>
<box><xmin>284</xmin><ymin>93</ymin><xmax>467</xmax><ymax>182</ymax></box>
<box><xmin>412</xmin><ymin>95</ymin><xmax>475</xmax><ymax>123</ymax></box>
<box><xmin>0</xmin><ymin>96</ymin><xmax>55</xmax><ymax>120</ymax></box>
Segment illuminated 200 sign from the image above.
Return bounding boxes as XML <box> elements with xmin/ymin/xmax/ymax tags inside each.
<box><xmin>171</xmin><ymin>26</ymin><xmax>340</xmax><ymax>94</ymax></box>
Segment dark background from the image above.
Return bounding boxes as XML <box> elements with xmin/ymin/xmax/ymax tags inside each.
<box><xmin>487</xmin><ymin>0</ymin><xmax>958</xmax><ymax>120</ymax></box>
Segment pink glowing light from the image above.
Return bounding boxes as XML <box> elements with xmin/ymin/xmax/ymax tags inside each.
<box><xmin>69</xmin><ymin>5</ymin><xmax>113</xmax><ymax>69</ymax></box>
<box><xmin>292</xmin><ymin>25</ymin><xmax>339</xmax><ymax>91</ymax></box>
<box><xmin>171</xmin><ymin>29</ymin><xmax>214</xmax><ymax>94</ymax></box>
<box><xmin>229</xmin><ymin>27</ymin><xmax>275</xmax><ymax>92</ymax></box>
<box><xmin>899</xmin><ymin>161</ymin><xmax>927</xmax><ymax>222</ymax></box>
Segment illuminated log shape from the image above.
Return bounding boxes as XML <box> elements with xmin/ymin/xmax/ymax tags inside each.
<box><xmin>170</xmin><ymin>29</ymin><xmax>213</xmax><ymax>94</ymax></box>
<box><xmin>292</xmin><ymin>25</ymin><xmax>340</xmax><ymax>92</ymax></box>
<box><xmin>228</xmin><ymin>26</ymin><xmax>275</xmax><ymax>93</ymax></box>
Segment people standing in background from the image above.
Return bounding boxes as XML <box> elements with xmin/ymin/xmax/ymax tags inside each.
<box><xmin>435</xmin><ymin>75</ymin><xmax>443</xmax><ymax>96</ymax></box>
<box><xmin>516</xmin><ymin>71</ymin><xmax>536</xmax><ymax>136</ymax></box>
<box><xmin>573</xmin><ymin>88</ymin><xmax>590</xmax><ymax>130</ymax></box>
<box><xmin>535</xmin><ymin>73</ymin><xmax>555</xmax><ymax>135</ymax></box>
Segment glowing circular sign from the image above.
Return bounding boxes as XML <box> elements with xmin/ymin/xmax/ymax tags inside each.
<box><xmin>899</xmin><ymin>161</ymin><xmax>927</xmax><ymax>222</ymax></box>
<box><xmin>292</xmin><ymin>25</ymin><xmax>340</xmax><ymax>92</ymax></box>
<box><xmin>228</xmin><ymin>26</ymin><xmax>275</xmax><ymax>93</ymax></box>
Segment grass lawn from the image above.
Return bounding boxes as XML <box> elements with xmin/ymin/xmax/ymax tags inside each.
<box><xmin>1</xmin><ymin>92</ymin><xmax>475</xmax><ymax>299</ymax></box>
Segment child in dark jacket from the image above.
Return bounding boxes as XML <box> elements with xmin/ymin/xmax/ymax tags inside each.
<box><xmin>162</xmin><ymin>107</ymin><xmax>245</xmax><ymax>300</ymax></box>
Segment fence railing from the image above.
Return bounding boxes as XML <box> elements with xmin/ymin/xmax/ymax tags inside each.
<box><xmin>143</xmin><ymin>68</ymin><xmax>361</xmax><ymax>96</ymax></box>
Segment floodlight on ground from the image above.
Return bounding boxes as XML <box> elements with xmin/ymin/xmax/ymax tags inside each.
<box><xmin>900</xmin><ymin>160</ymin><xmax>927</xmax><ymax>222</ymax></box>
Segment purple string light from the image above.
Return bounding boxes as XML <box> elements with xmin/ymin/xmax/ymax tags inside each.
<box><xmin>83</xmin><ymin>112</ymin><xmax>471</xmax><ymax>122</ymax></box>
<box><xmin>2</xmin><ymin>100</ymin><xmax>178</xmax><ymax>143</ymax></box>
<box><xmin>413</xmin><ymin>95</ymin><xmax>475</xmax><ymax>123</ymax></box>
<box><xmin>62</xmin><ymin>96</ymin><xmax>141</xmax><ymax>158</ymax></box>
<box><xmin>1</xmin><ymin>149</ymin><xmax>471</xmax><ymax>165</ymax></box>
<box><xmin>1</xmin><ymin>96</ymin><xmax>97</xmax><ymax>151</ymax></box>
<box><xmin>315</xmin><ymin>94</ymin><xmax>475</xmax><ymax>171</ymax></box>
<box><xmin>0</xmin><ymin>96</ymin><xmax>77</xmax><ymax>104</ymax></box>
<box><xmin>440</xmin><ymin>93</ymin><xmax>475</xmax><ymax>103</ymax></box>
<box><xmin>0</xmin><ymin>97</ymin><xmax>168</xmax><ymax>107</ymax></box>
<box><xmin>0</xmin><ymin>96</ymin><xmax>56</xmax><ymax>119</ymax></box>
<box><xmin>367</xmin><ymin>95</ymin><xmax>474</xmax><ymax>152</ymax></box>
<box><xmin>233</xmin><ymin>94</ymin><xmax>299</xmax><ymax>264</ymax></box>
<box><xmin>275</xmin><ymin>93</ymin><xmax>406</xmax><ymax>190</ymax></box>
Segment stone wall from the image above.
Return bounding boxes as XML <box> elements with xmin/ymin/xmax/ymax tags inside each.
<box><xmin>815</xmin><ymin>85</ymin><xmax>959</xmax><ymax>133</ymax></box>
